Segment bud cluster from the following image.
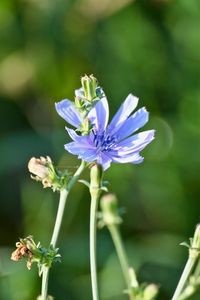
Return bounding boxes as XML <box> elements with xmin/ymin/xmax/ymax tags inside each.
<box><xmin>74</xmin><ymin>75</ymin><xmax>104</xmax><ymax>135</ymax></box>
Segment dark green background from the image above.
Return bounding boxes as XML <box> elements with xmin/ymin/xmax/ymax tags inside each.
<box><xmin>1</xmin><ymin>0</ymin><xmax>200</xmax><ymax>299</ymax></box>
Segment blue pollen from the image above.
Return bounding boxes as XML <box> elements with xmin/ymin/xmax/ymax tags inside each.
<box><xmin>93</xmin><ymin>131</ymin><xmax>117</xmax><ymax>151</ymax></box>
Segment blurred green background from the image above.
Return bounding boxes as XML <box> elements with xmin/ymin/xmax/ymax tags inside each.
<box><xmin>1</xmin><ymin>0</ymin><xmax>200</xmax><ymax>299</ymax></box>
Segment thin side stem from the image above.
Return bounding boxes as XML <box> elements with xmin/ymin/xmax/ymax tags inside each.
<box><xmin>51</xmin><ymin>188</ymin><xmax>68</xmax><ymax>247</ymax></box>
<box><xmin>171</xmin><ymin>257</ymin><xmax>196</xmax><ymax>300</ymax></box>
<box><xmin>40</xmin><ymin>160</ymin><xmax>86</xmax><ymax>300</ymax></box>
<box><xmin>108</xmin><ymin>224</ymin><xmax>132</xmax><ymax>298</ymax></box>
<box><xmin>90</xmin><ymin>194</ymin><xmax>99</xmax><ymax>300</ymax></box>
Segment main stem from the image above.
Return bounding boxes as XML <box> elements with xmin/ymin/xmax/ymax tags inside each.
<box><xmin>171</xmin><ymin>256</ymin><xmax>196</xmax><ymax>300</ymax></box>
<box><xmin>108</xmin><ymin>224</ymin><xmax>133</xmax><ymax>299</ymax></box>
<box><xmin>90</xmin><ymin>194</ymin><xmax>99</xmax><ymax>300</ymax></box>
<box><xmin>40</xmin><ymin>160</ymin><xmax>86</xmax><ymax>300</ymax></box>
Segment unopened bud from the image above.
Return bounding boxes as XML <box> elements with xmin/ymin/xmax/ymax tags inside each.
<box><xmin>129</xmin><ymin>267</ymin><xmax>139</xmax><ymax>288</ymax></box>
<box><xmin>90</xmin><ymin>164</ymin><xmax>102</xmax><ymax>189</ymax></box>
<box><xmin>100</xmin><ymin>194</ymin><xmax>122</xmax><ymax>225</ymax></box>
<box><xmin>90</xmin><ymin>164</ymin><xmax>103</xmax><ymax>199</ymax></box>
<box><xmin>143</xmin><ymin>284</ymin><xmax>159</xmax><ymax>300</ymax></box>
<box><xmin>81</xmin><ymin>74</ymin><xmax>97</xmax><ymax>102</ymax></box>
<box><xmin>80</xmin><ymin>118</ymin><xmax>90</xmax><ymax>135</ymax></box>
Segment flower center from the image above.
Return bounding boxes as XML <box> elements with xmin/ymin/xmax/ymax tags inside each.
<box><xmin>93</xmin><ymin>130</ymin><xmax>116</xmax><ymax>152</ymax></box>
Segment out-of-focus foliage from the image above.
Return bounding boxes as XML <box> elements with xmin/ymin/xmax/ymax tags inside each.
<box><xmin>0</xmin><ymin>0</ymin><xmax>200</xmax><ymax>299</ymax></box>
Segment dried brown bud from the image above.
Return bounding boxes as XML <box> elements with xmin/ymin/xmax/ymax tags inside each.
<box><xmin>28</xmin><ymin>156</ymin><xmax>70</xmax><ymax>191</ymax></box>
<box><xmin>28</xmin><ymin>156</ymin><xmax>53</xmax><ymax>188</ymax></box>
<box><xmin>11</xmin><ymin>240</ymin><xmax>33</xmax><ymax>270</ymax></box>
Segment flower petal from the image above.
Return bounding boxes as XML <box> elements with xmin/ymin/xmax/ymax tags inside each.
<box><xmin>108</xmin><ymin>94</ymin><xmax>139</xmax><ymax>134</ymax></box>
<box><xmin>78</xmin><ymin>150</ymin><xmax>98</xmax><ymax>162</ymax></box>
<box><xmin>64</xmin><ymin>140</ymin><xmax>97</xmax><ymax>160</ymax></box>
<box><xmin>55</xmin><ymin>99</ymin><xmax>82</xmax><ymax>128</ymax></box>
<box><xmin>88</xmin><ymin>97</ymin><xmax>109</xmax><ymax>131</ymax></box>
<box><xmin>65</xmin><ymin>127</ymin><xmax>80</xmax><ymax>141</ymax></box>
<box><xmin>116</xmin><ymin>130</ymin><xmax>155</xmax><ymax>154</ymax></box>
<box><xmin>110</xmin><ymin>152</ymin><xmax>144</xmax><ymax>164</ymax></box>
<box><xmin>97</xmin><ymin>152</ymin><xmax>112</xmax><ymax>170</ymax></box>
<box><xmin>115</xmin><ymin>107</ymin><xmax>149</xmax><ymax>140</ymax></box>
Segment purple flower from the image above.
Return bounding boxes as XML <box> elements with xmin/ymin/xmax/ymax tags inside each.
<box><xmin>55</xmin><ymin>94</ymin><xmax>155</xmax><ymax>170</ymax></box>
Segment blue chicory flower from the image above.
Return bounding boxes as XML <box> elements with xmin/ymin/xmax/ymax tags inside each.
<box><xmin>55</xmin><ymin>94</ymin><xmax>155</xmax><ymax>170</ymax></box>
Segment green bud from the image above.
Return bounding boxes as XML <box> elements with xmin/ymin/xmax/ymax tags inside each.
<box><xmin>75</xmin><ymin>97</ymin><xmax>83</xmax><ymax>110</ymax></box>
<box><xmin>100</xmin><ymin>193</ymin><xmax>122</xmax><ymax>225</ymax></box>
<box><xmin>81</xmin><ymin>74</ymin><xmax>97</xmax><ymax>102</ymax></box>
<box><xmin>143</xmin><ymin>284</ymin><xmax>159</xmax><ymax>300</ymax></box>
<box><xmin>90</xmin><ymin>164</ymin><xmax>103</xmax><ymax>189</ymax></box>
<box><xmin>90</xmin><ymin>164</ymin><xmax>103</xmax><ymax>198</ymax></box>
<box><xmin>129</xmin><ymin>267</ymin><xmax>139</xmax><ymax>288</ymax></box>
<box><xmin>80</xmin><ymin>118</ymin><xmax>91</xmax><ymax>135</ymax></box>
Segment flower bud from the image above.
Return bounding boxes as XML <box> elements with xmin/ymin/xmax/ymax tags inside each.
<box><xmin>129</xmin><ymin>267</ymin><xmax>139</xmax><ymax>288</ymax></box>
<box><xmin>100</xmin><ymin>193</ymin><xmax>122</xmax><ymax>225</ymax></box>
<box><xmin>81</xmin><ymin>74</ymin><xmax>97</xmax><ymax>102</ymax></box>
<box><xmin>90</xmin><ymin>164</ymin><xmax>103</xmax><ymax>189</ymax></box>
<box><xmin>90</xmin><ymin>164</ymin><xmax>103</xmax><ymax>199</ymax></box>
<box><xmin>143</xmin><ymin>284</ymin><xmax>159</xmax><ymax>300</ymax></box>
<box><xmin>80</xmin><ymin>118</ymin><xmax>90</xmax><ymax>135</ymax></box>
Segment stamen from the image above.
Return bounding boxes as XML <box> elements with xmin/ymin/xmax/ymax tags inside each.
<box><xmin>93</xmin><ymin>131</ymin><xmax>116</xmax><ymax>152</ymax></box>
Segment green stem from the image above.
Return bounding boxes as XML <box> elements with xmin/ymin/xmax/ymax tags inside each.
<box><xmin>41</xmin><ymin>267</ymin><xmax>49</xmax><ymax>300</ymax></box>
<box><xmin>50</xmin><ymin>188</ymin><xmax>69</xmax><ymax>247</ymax></box>
<box><xmin>171</xmin><ymin>257</ymin><xmax>196</xmax><ymax>300</ymax></box>
<box><xmin>178</xmin><ymin>256</ymin><xmax>200</xmax><ymax>300</ymax></box>
<box><xmin>40</xmin><ymin>160</ymin><xmax>86</xmax><ymax>300</ymax></box>
<box><xmin>194</xmin><ymin>258</ymin><xmax>200</xmax><ymax>278</ymax></box>
<box><xmin>89</xmin><ymin>164</ymin><xmax>102</xmax><ymax>300</ymax></box>
<box><xmin>90</xmin><ymin>194</ymin><xmax>99</xmax><ymax>300</ymax></box>
<box><xmin>108</xmin><ymin>224</ymin><xmax>133</xmax><ymax>299</ymax></box>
